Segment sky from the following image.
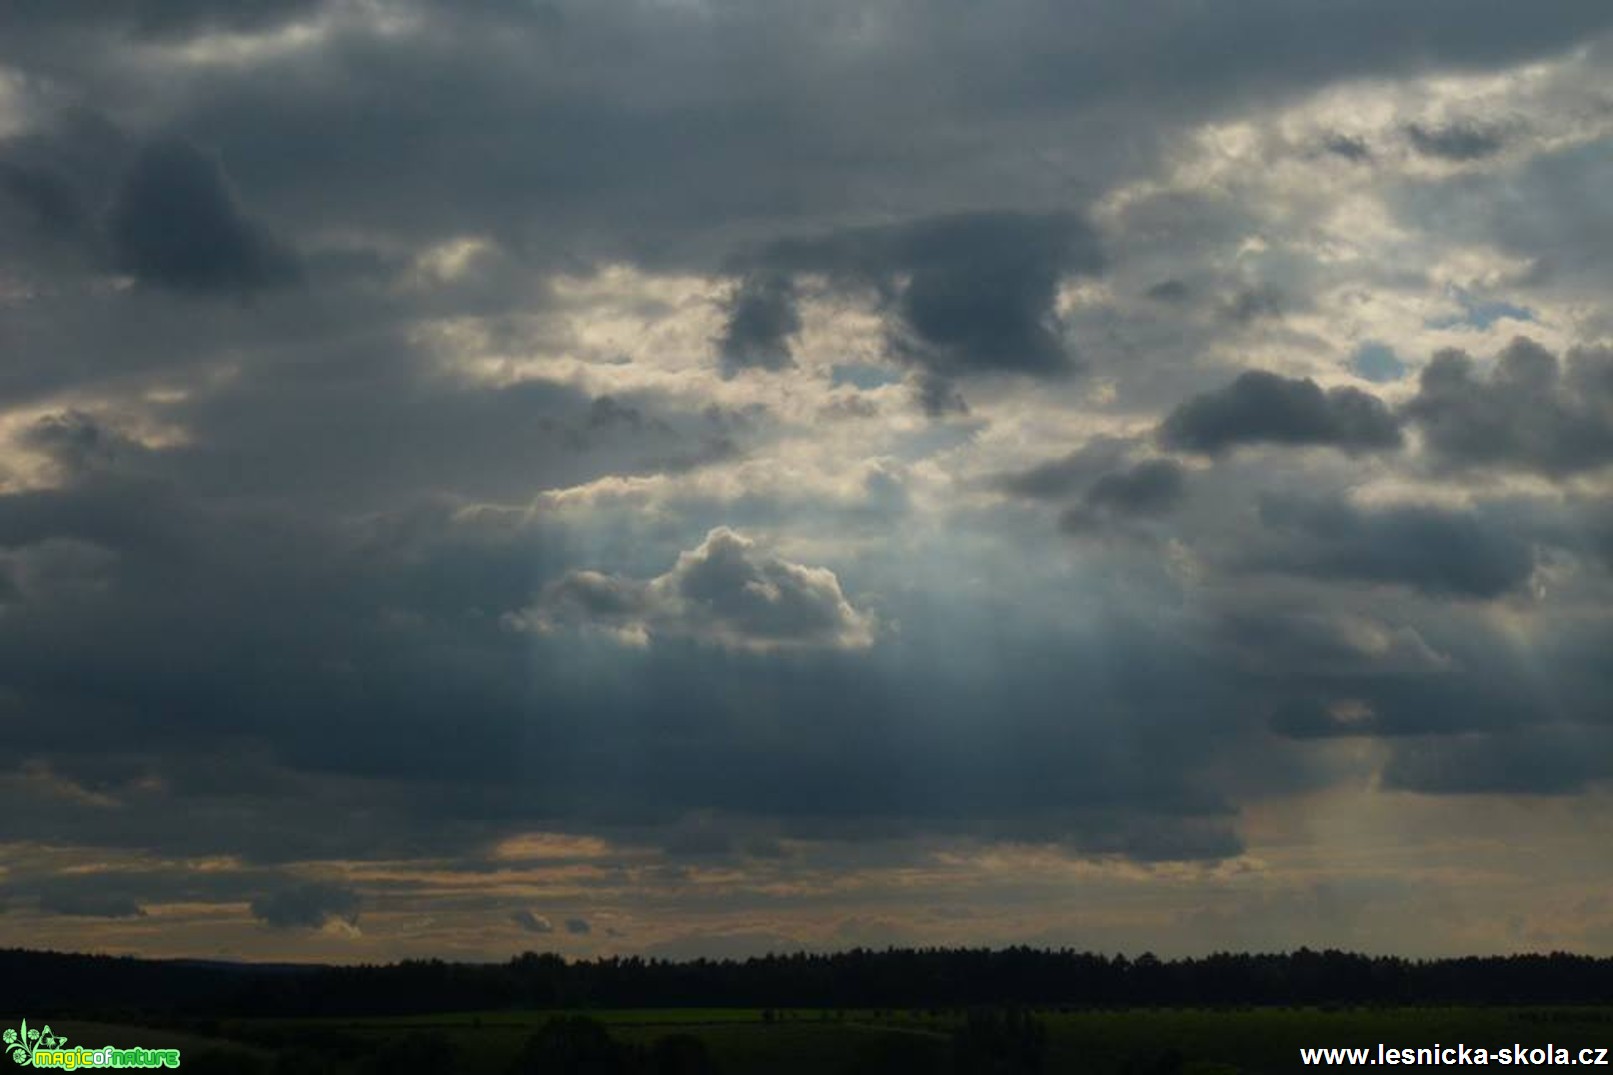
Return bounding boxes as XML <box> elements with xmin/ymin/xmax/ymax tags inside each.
<box><xmin>2</xmin><ymin>0</ymin><xmax>1613</xmax><ymax>964</ymax></box>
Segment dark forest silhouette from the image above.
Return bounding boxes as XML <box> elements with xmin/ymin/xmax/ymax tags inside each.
<box><xmin>6</xmin><ymin>947</ymin><xmax>1613</xmax><ymax>1018</ymax></box>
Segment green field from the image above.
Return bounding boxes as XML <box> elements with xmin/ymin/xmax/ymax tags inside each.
<box><xmin>22</xmin><ymin>1006</ymin><xmax>1613</xmax><ymax>1073</ymax></box>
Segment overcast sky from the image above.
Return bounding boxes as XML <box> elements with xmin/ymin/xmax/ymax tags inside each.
<box><xmin>3</xmin><ymin>0</ymin><xmax>1613</xmax><ymax>963</ymax></box>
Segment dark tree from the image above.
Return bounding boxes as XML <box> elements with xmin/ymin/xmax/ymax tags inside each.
<box><xmin>509</xmin><ymin>1016</ymin><xmax>629</xmax><ymax>1075</ymax></box>
<box><xmin>952</xmin><ymin>1007</ymin><xmax>1047</xmax><ymax>1074</ymax></box>
<box><xmin>646</xmin><ymin>1033</ymin><xmax>720</xmax><ymax>1075</ymax></box>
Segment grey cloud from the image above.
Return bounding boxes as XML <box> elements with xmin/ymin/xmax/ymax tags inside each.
<box><xmin>756</xmin><ymin>211</ymin><xmax>1103</xmax><ymax>381</ymax></box>
<box><xmin>2</xmin><ymin>1</ymin><xmax>322</xmax><ymax>40</ymax></box>
<box><xmin>1265</xmin><ymin>686</ymin><xmax>1513</xmax><ymax>740</ymax></box>
<box><xmin>1160</xmin><ymin>371</ymin><xmax>1403</xmax><ymax>455</ymax></box>
<box><xmin>1583</xmin><ymin>503</ymin><xmax>1613</xmax><ymax>571</ymax></box>
<box><xmin>1390</xmin><ymin>137</ymin><xmax>1613</xmax><ymax>299</ymax></box>
<box><xmin>1382</xmin><ymin>728</ymin><xmax>1613</xmax><ymax>795</ymax></box>
<box><xmin>1219</xmin><ymin>286</ymin><xmax>1288</xmax><ymax>325</ymax></box>
<box><xmin>250</xmin><ymin>883</ymin><xmax>361</xmax><ymax>929</ymax></box>
<box><xmin>511</xmin><ymin>910</ymin><xmax>555</xmax><ymax>934</ymax></box>
<box><xmin>517</xmin><ymin>528</ymin><xmax>876</xmax><ymax>652</ymax></box>
<box><xmin>0</xmin><ymin>111</ymin><xmax>126</xmax><ymax>282</ymax></box>
<box><xmin>717</xmin><ymin>273</ymin><xmax>801</xmax><ymax>376</ymax></box>
<box><xmin>37</xmin><ymin>893</ymin><xmax>148</xmax><ymax>919</ymax></box>
<box><xmin>886</xmin><ymin>213</ymin><xmax>1097</xmax><ymax>377</ymax></box>
<box><xmin>565</xmin><ymin>917</ymin><xmax>592</xmax><ymax>935</ymax></box>
<box><xmin>1052</xmin><ymin>458</ymin><xmax>1189</xmax><ymax>536</ymax></box>
<box><xmin>1405</xmin><ymin>121</ymin><xmax>1507</xmax><ymax>160</ymax></box>
<box><xmin>911</xmin><ymin>371</ymin><xmax>970</xmax><ymax>417</ymax></box>
<box><xmin>1405</xmin><ymin>337</ymin><xmax>1613</xmax><ymax>476</ymax></box>
<box><xmin>586</xmin><ymin>395</ymin><xmax>646</xmax><ymax>432</ymax></box>
<box><xmin>116</xmin><ymin>336</ymin><xmax>733</xmax><ymax>511</ymax></box>
<box><xmin>0</xmin><ymin>159</ymin><xmax>88</xmax><ymax>238</ymax></box>
<box><xmin>1069</xmin><ymin>814</ymin><xmax>1243</xmax><ymax>863</ymax></box>
<box><xmin>2</xmin><ymin>0</ymin><xmax>1607</xmax><ymax>296</ymax></box>
<box><xmin>1321</xmin><ymin>134</ymin><xmax>1373</xmax><ymax>162</ymax></box>
<box><xmin>107</xmin><ymin>138</ymin><xmax>299</xmax><ymax>295</ymax></box>
<box><xmin>1219</xmin><ymin>610</ymin><xmax>1452</xmax><ymax>683</ymax></box>
<box><xmin>0</xmin><ymin>410</ymin><xmax>1327</xmax><ymax>869</ymax></box>
<box><xmin>997</xmin><ymin>437</ymin><xmax>1136</xmax><ymax>501</ymax></box>
<box><xmin>1145</xmin><ymin>279</ymin><xmax>1191</xmax><ymax>303</ymax></box>
<box><xmin>0</xmin><ymin>467</ymin><xmax>1265</xmax><ymax>865</ymax></box>
<box><xmin>1270</xmin><ymin>699</ymin><xmax>1378</xmax><ymax>739</ymax></box>
<box><xmin>1084</xmin><ymin>459</ymin><xmax>1188</xmax><ymax>517</ymax></box>
<box><xmin>1253</xmin><ymin>495</ymin><xmax>1536</xmax><ymax>599</ymax></box>
<box><xmin>18</xmin><ymin>411</ymin><xmax>127</xmax><ymax>475</ymax></box>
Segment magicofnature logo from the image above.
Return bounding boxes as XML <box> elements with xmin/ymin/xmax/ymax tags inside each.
<box><xmin>4</xmin><ymin>1019</ymin><xmax>180</xmax><ymax>1069</ymax></box>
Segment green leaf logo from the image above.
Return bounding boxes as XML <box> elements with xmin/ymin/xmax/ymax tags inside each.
<box><xmin>5</xmin><ymin>1019</ymin><xmax>29</xmax><ymax>1066</ymax></box>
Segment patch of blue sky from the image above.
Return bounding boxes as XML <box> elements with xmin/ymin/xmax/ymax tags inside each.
<box><xmin>1426</xmin><ymin>289</ymin><xmax>1535</xmax><ymax>331</ymax></box>
<box><xmin>830</xmin><ymin>363</ymin><xmax>902</xmax><ymax>390</ymax></box>
<box><xmin>1350</xmin><ymin>341</ymin><xmax>1409</xmax><ymax>383</ymax></box>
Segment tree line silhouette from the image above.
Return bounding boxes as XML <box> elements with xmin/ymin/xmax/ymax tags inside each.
<box><xmin>5</xmin><ymin>947</ymin><xmax>1613</xmax><ymax>1018</ymax></box>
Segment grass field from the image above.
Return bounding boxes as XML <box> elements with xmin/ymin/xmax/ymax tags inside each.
<box><xmin>17</xmin><ymin>1006</ymin><xmax>1613</xmax><ymax>1073</ymax></box>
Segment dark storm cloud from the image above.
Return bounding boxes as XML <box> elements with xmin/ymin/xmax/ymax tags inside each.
<box><xmin>1057</xmin><ymin>459</ymin><xmax>1188</xmax><ymax>536</ymax></box>
<box><xmin>997</xmin><ymin>437</ymin><xmax>1136</xmax><ymax>501</ymax></box>
<box><xmin>756</xmin><ymin>212</ymin><xmax>1103</xmax><ymax>382</ymax></box>
<box><xmin>1253</xmin><ymin>495</ymin><xmax>1536</xmax><ymax>599</ymax></box>
<box><xmin>37</xmin><ymin>893</ymin><xmax>147</xmax><ymax>919</ymax></box>
<box><xmin>1145</xmin><ymin>279</ymin><xmax>1192</xmax><ymax>303</ymax></box>
<box><xmin>884</xmin><ymin>213</ymin><xmax>1097</xmax><ymax>377</ymax></box>
<box><xmin>250</xmin><ymin>883</ymin><xmax>361</xmax><ymax>929</ymax></box>
<box><xmin>1382</xmin><ymin>728</ymin><xmax>1613</xmax><ymax>795</ymax></box>
<box><xmin>0</xmin><ymin>0</ymin><xmax>322</xmax><ymax>39</ymax></box>
<box><xmin>1221</xmin><ymin>611</ymin><xmax>1452</xmax><ymax>686</ymax></box>
<box><xmin>1321</xmin><ymin>134</ymin><xmax>1374</xmax><ymax>162</ymax></box>
<box><xmin>565</xmin><ymin>917</ymin><xmax>592</xmax><ymax>936</ymax></box>
<box><xmin>1084</xmin><ymin>460</ymin><xmax>1188</xmax><ymax>517</ymax></box>
<box><xmin>1160</xmin><ymin>371</ymin><xmax>1403</xmax><ymax>455</ymax></box>
<box><xmin>911</xmin><ymin>371</ymin><xmax>970</xmax><ymax>417</ymax></box>
<box><xmin>1405</xmin><ymin>121</ymin><xmax>1508</xmax><ymax>161</ymax></box>
<box><xmin>514</xmin><ymin>596</ymin><xmax>1254</xmax><ymax>858</ymax></box>
<box><xmin>716</xmin><ymin>273</ymin><xmax>801</xmax><ymax>376</ymax></box>
<box><xmin>114</xmin><ymin>335</ymin><xmax>733</xmax><ymax>510</ymax></box>
<box><xmin>0</xmin><ymin>467</ymin><xmax>550</xmax><ymax>805</ymax></box>
<box><xmin>1266</xmin><ymin>670</ymin><xmax>1534</xmax><ymax>741</ymax></box>
<box><xmin>1219</xmin><ymin>286</ymin><xmax>1289</xmax><ymax>325</ymax></box>
<box><xmin>1404</xmin><ymin>337</ymin><xmax>1613</xmax><ymax>476</ymax></box>
<box><xmin>0</xmin><ymin>434</ymin><xmax>1253</xmax><ymax>866</ymax></box>
<box><xmin>17</xmin><ymin>411</ymin><xmax>126</xmax><ymax>475</ymax></box>
<box><xmin>511</xmin><ymin>910</ymin><xmax>555</xmax><ymax>934</ymax></box>
<box><xmin>998</xmin><ymin>439</ymin><xmax>1188</xmax><ymax>535</ymax></box>
<box><xmin>0</xmin><ymin>159</ymin><xmax>88</xmax><ymax>238</ymax></box>
<box><xmin>107</xmin><ymin>138</ymin><xmax>299</xmax><ymax>295</ymax></box>
<box><xmin>0</xmin><ymin>111</ymin><xmax>125</xmax><ymax>280</ymax></box>
<box><xmin>1</xmin><ymin>0</ymin><xmax>1607</xmax><ymax>294</ymax></box>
